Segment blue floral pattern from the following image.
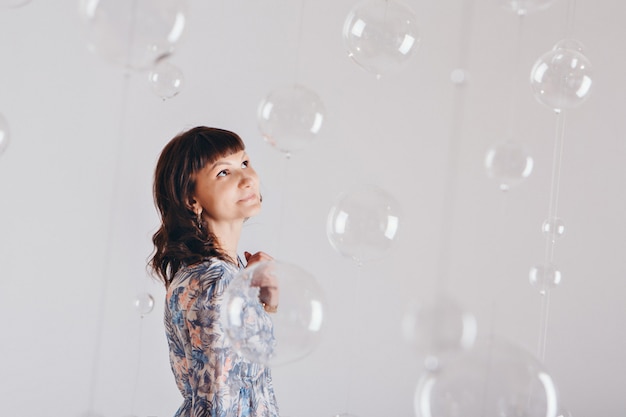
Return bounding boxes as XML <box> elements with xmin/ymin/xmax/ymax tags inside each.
<box><xmin>164</xmin><ymin>258</ymin><xmax>279</xmax><ymax>417</ymax></box>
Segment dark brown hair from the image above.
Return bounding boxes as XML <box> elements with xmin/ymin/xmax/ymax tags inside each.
<box><xmin>149</xmin><ymin>126</ymin><xmax>245</xmax><ymax>287</ymax></box>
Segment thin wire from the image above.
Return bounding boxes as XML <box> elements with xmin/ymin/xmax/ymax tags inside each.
<box><xmin>86</xmin><ymin>66</ymin><xmax>133</xmax><ymax>417</ymax></box>
<box><xmin>505</xmin><ymin>15</ymin><xmax>526</xmax><ymax>141</ymax></box>
<box><xmin>129</xmin><ymin>318</ymin><xmax>145</xmax><ymax>416</ymax></box>
<box><xmin>537</xmin><ymin>111</ymin><xmax>566</xmax><ymax>362</ymax></box>
<box><xmin>292</xmin><ymin>0</ymin><xmax>307</xmax><ymax>83</ymax></box>
<box><xmin>434</xmin><ymin>0</ymin><xmax>475</xmax><ymax>296</ymax></box>
<box><xmin>87</xmin><ymin>1</ymin><xmax>138</xmax><ymax>414</ymax></box>
<box><xmin>565</xmin><ymin>0</ymin><xmax>576</xmax><ymax>39</ymax></box>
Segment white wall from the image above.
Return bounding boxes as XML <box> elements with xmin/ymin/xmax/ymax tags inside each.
<box><xmin>0</xmin><ymin>1</ymin><xmax>624</xmax><ymax>416</ymax></box>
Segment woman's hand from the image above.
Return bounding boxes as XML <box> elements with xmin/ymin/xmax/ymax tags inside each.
<box><xmin>245</xmin><ymin>251</ymin><xmax>279</xmax><ymax>313</ymax></box>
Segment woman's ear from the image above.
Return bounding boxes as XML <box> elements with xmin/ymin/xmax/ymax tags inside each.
<box><xmin>188</xmin><ymin>197</ymin><xmax>201</xmax><ymax>215</ymax></box>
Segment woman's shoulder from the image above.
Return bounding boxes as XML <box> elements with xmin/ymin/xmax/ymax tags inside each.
<box><xmin>173</xmin><ymin>258</ymin><xmax>237</xmax><ymax>286</ymax></box>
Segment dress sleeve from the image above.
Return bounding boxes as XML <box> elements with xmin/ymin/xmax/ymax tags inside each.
<box><xmin>221</xmin><ymin>274</ymin><xmax>276</xmax><ymax>365</ymax></box>
<box><xmin>185</xmin><ymin>261</ymin><xmax>274</xmax><ymax>414</ymax></box>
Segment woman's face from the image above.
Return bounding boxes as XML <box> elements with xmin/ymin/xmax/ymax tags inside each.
<box><xmin>191</xmin><ymin>150</ymin><xmax>261</xmax><ymax>226</ymax></box>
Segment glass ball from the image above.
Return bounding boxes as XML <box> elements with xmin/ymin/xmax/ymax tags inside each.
<box><xmin>402</xmin><ymin>297</ymin><xmax>477</xmax><ymax>367</ymax></box>
<box><xmin>485</xmin><ymin>141</ymin><xmax>534</xmax><ymax>191</ymax></box>
<box><xmin>414</xmin><ymin>338</ymin><xmax>559</xmax><ymax>417</ymax></box>
<box><xmin>529</xmin><ymin>264</ymin><xmax>562</xmax><ymax>295</ymax></box>
<box><xmin>542</xmin><ymin>217</ymin><xmax>566</xmax><ymax>241</ymax></box>
<box><xmin>0</xmin><ymin>113</ymin><xmax>10</xmax><ymax>156</ymax></box>
<box><xmin>257</xmin><ymin>83</ymin><xmax>325</xmax><ymax>157</ymax></box>
<box><xmin>342</xmin><ymin>0</ymin><xmax>420</xmax><ymax>78</ymax></box>
<box><xmin>148</xmin><ymin>58</ymin><xmax>184</xmax><ymax>100</ymax></box>
<box><xmin>450</xmin><ymin>68</ymin><xmax>469</xmax><ymax>86</ymax></box>
<box><xmin>500</xmin><ymin>0</ymin><xmax>556</xmax><ymax>16</ymax></box>
<box><xmin>78</xmin><ymin>0</ymin><xmax>189</xmax><ymax>70</ymax></box>
<box><xmin>327</xmin><ymin>184</ymin><xmax>401</xmax><ymax>265</ymax></box>
<box><xmin>221</xmin><ymin>260</ymin><xmax>326</xmax><ymax>367</ymax></box>
<box><xmin>134</xmin><ymin>292</ymin><xmax>155</xmax><ymax>316</ymax></box>
<box><xmin>530</xmin><ymin>39</ymin><xmax>594</xmax><ymax>112</ymax></box>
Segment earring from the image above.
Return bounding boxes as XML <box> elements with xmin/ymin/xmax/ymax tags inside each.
<box><xmin>196</xmin><ymin>210</ymin><xmax>203</xmax><ymax>229</ymax></box>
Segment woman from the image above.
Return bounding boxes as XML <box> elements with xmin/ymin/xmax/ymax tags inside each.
<box><xmin>150</xmin><ymin>126</ymin><xmax>279</xmax><ymax>417</ymax></box>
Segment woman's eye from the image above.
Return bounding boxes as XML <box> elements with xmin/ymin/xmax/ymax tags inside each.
<box><xmin>242</xmin><ymin>160</ymin><xmax>249</xmax><ymax>168</ymax></box>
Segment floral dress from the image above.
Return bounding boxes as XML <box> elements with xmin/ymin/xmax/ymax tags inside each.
<box><xmin>164</xmin><ymin>258</ymin><xmax>279</xmax><ymax>417</ymax></box>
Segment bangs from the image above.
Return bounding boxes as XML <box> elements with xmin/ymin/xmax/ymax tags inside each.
<box><xmin>188</xmin><ymin>127</ymin><xmax>245</xmax><ymax>173</ymax></box>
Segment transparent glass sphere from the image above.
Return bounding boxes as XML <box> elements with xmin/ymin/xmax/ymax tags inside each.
<box><xmin>414</xmin><ymin>338</ymin><xmax>559</xmax><ymax>417</ymax></box>
<box><xmin>148</xmin><ymin>58</ymin><xmax>184</xmax><ymax>100</ymax></box>
<box><xmin>257</xmin><ymin>83</ymin><xmax>325</xmax><ymax>157</ymax></box>
<box><xmin>529</xmin><ymin>264</ymin><xmax>562</xmax><ymax>295</ymax></box>
<box><xmin>402</xmin><ymin>297</ymin><xmax>477</xmax><ymax>368</ymax></box>
<box><xmin>342</xmin><ymin>0</ymin><xmax>420</xmax><ymax>78</ymax></box>
<box><xmin>221</xmin><ymin>260</ymin><xmax>326</xmax><ymax>367</ymax></box>
<box><xmin>530</xmin><ymin>39</ymin><xmax>594</xmax><ymax>112</ymax></box>
<box><xmin>450</xmin><ymin>68</ymin><xmax>469</xmax><ymax>86</ymax></box>
<box><xmin>0</xmin><ymin>113</ymin><xmax>10</xmax><ymax>156</ymax></box>
<box><xmin>542</xmin><ymin>217</ymin><xmax>566</xmax><ymax>241</ymax></box>
<box><xmin>500</xmin><ymin>0</ymin><xmax>556</xmax><ymax>16</ymax></box>
<box><xmin>79</xmin><ymin>0</ymin><xmax>189</xmax><ymax>70</ymax></box>
<box><xmin>327</xmin><ymin>184</ymin><xmax>401</xmax><ymax>265</ymax></box>
<box><xmin>485</xmin><ymin>141</ymin><xmax>534</xmax><ymax>191</ymax></box>
<box><xmin>134</xmin><ymin>292</ymin><xmax>155</xmax><ymax>316</ymax></box>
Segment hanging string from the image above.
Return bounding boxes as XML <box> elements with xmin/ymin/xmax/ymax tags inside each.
<box><xmin>292</xmin><ymin>0</ymin><xmax>307</xmax><ymax>83</ymax></box>
<box><xmin>537</xmin><ymin>110</ymin><xmax>566</xmax><ymax>362</ymax></box>
<box><xmin>564</xmin><ymin>0</ymin><xmax>576</xmax><ymax>39</ymax></box>
<box><xmin>129</xmin><ymin>317</ymin><xmax>146</xmax><ymax>417</ymax></box>
<box><xmin>536</xmin><ymin>0</ymin><xmax>576</xmax><ymax>364</ymax></box>
<box><xmin>433</xmin><ymin>0</ymin><xmax>475</xmax><ymax>297</ymax></box>
<box><xmin>85</xmin><ymin>60</ymin><xmax>133</xmax><ymax>417</ymax></box>
<box><xmin>85</xmin><ymin>1</ymin><xmax>139</xmax><ymax>415</ymax></box>
<box><xmin>336</xmin><ymin>262</ymin><xmax>363</xmax><ymax>417</ymax></box>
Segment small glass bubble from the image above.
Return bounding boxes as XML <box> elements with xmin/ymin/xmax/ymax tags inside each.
<box><xmin>148</xmin><ymin>58</ymin><xmax>184</xmax><ymax>100</ymax></box>
<box><xmin>342</xmin><ymin>0</ymin><xmax>420</xmax><ymax>78</ymax></box>
<box><xmin>529</xmin><ymin>264</ymin><xmax>562</xmax><ymax>294</ymax></box>
<box><xmin>542</xmin><ymin>217</ymin><xmax>565</xmax><ymax>241</ymax></box>
<box><xmin>134</xmin><ymin>292</ymin><xmax>155</xmax><ymax>316</ymax></box>
<box><xmin>485</xmin><ymin>141</ymin><xmax>534</xmax><ymax>191</ymax></box>
<box><xmin>450</xmin><ymin>68</ymin><xmax>468</xmax><ymax>85</ymax></box>
<box><xmin>257</xmin><ymin>83</ymin><xmax>325</xmax><ymax>157</ymax></box>
<box><xmin>530</xmin><ymin>39</ymin><xmax>593</xmax><ymax>112</ymax></box>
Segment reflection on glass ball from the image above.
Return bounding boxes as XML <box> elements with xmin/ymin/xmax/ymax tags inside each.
<box><xmin>402</xmin><ymin>297</ymin><xmax>477</xmax><ymax>369</ymax></box>
<box><xmin>500</xmin><ymin>0</ymin><xmax>555</xmax><ymax>16</ymax></box>
<box><xmin>542</xmin><ymin>217</ymin><xmax>566</xmax><ymax>242</ymax></box>
<box><xmin>257</xmin><ymin>83</ymin><xmax>325</xmax><ymax>157</ymax></box>
<box><xmin>530</xmin><ymin>39</ymin><xmax>593</xmax><ymax>112</ymax></box>
<box><xmin>79</xmin><ymin>0</ymin><xmax>189</xmax><ymax>70</ymax></box>
<box><xmin>342</xmin><ymin>0</ymin><xmax>420</xmax><ymax>78</ymax></box>
<box><xmin>134</xmin><ymin>292</ymin><xmax>155</xmax><ymax>316</ymax></box>
<box><xmin>222</xmin><ymin>260</ymin><xmax>326</xmax><ymax>367</ymax></box>
<box><xmin>414</xmin><ymin>338</ymin><xmax>559</xmax><ymax>417</ymax></box>
<box><xmin>0</xmin><ymin>113</ymin><xmax>10</xmax><ymax>156</ymax></box>
<box><xmin>148</xmin><ymin>58</ymin><xmax>184</xmax><ymax>100</ymax></box>
<box><xmin>485</xmin><ymin>141</ymin><xmax>534</xmax><ymax>191</ymax></box>
<box><xmin>529</xmin><ymin>264</ymin><xmax>562</xmax><ymax>295</ymax></box>
<box><xmin>327</xmin><ymin>184</ymin><xmax>401</xmax><ymax>265</ymax></box>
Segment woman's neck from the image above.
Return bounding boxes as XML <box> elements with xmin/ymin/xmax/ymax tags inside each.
<box><xmin>208</xmin><ymin>220</ymin><xmax>243</xmax><ymax>264</ymax></box>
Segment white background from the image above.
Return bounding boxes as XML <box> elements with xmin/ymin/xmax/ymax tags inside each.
<box><xmin>0</xmin><ymin>1</ymin><xmax>624</xmax><ymax>416</ymax></box>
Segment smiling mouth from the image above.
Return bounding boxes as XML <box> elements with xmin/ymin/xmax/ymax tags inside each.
<box><xmin>239</xmin><ymin>194</ymin><xmax>257</xmax><ymax>202</ymax></box>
